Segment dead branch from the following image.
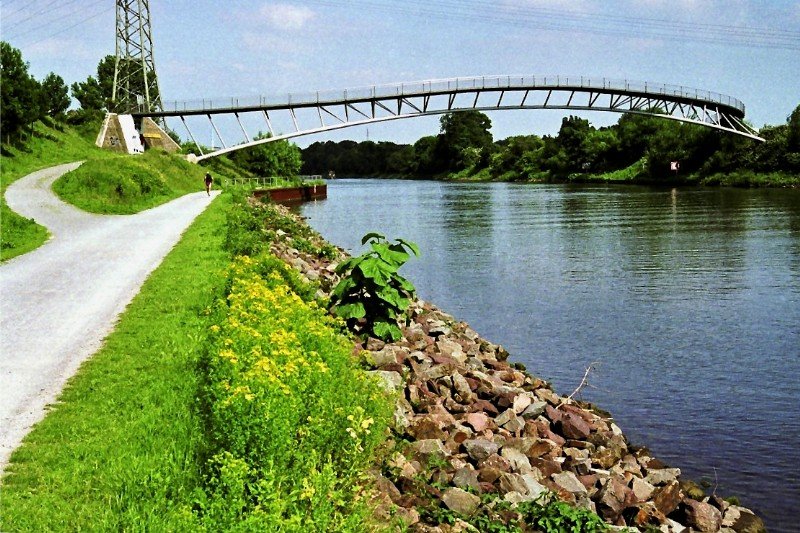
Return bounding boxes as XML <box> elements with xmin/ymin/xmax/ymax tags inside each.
<box><xmin>557</xmin><ymin>361</ymin><xmax>599</xmax><ymax>409</ymax></box>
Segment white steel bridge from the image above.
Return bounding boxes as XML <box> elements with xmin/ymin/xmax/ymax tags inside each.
<box><xmin>133</xmin><ymin>75</ymin><xmax>764</xmax><ymax>161</ymax></box>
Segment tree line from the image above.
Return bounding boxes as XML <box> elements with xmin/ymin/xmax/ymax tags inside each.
<box><xmin>1</xmin><ymin>42</ymin><xmax>71</xmax><ymax>141</ymax></box>
<box><xmin>302</xmin><ymin>106</ymin><xmax>800</xmax><ymax>185</ymax></box>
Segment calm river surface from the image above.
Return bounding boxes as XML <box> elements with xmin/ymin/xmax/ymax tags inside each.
<box><xmin>300</xmin><ymin>179</ymin><xmax>800</xmax><ymax>532</ymax></box>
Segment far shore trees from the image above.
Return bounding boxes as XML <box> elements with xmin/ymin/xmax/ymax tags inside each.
<box><xmin>229</xmin><ymin>133</ymin><xmax>302</xmax><ymax>178</ymax></box>
<box><xmin>300</xmin><ymin>104</ymin><xmax>800</xmax><ymax>185</ymax></box>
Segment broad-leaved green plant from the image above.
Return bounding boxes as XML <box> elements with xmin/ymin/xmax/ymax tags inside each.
<box><xmin>330</xmin><ymin>232</ymin><xmax>419</xmax><ymax>342</ymax></box>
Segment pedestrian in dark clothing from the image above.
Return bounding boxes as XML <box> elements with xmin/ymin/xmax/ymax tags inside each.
<box><xmin>204</xmin><ymin>173</ymin><xmax>213</xmax><ymax>196</ymax></box>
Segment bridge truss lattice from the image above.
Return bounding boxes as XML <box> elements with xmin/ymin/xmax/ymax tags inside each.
<box><xmin>134</xmin><ymin>75</ymin><xmax>763</xmax><ymax>160</ymax></box>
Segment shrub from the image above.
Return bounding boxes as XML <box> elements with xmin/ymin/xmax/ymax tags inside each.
<box><xmin>330</xmin><ymin>232</ymin><xmax>419</xmax><ymax>342</ymax></box>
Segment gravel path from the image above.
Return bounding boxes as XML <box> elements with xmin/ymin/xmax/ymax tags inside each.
<box><xmin>0</xmin><ymin>162</ymin><xmax>219</xmax><ymax>471</ymax></box>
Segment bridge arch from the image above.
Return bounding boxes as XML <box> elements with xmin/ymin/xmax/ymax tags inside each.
<box><xmin>133</xmin><ymin>75</ymin><xmax>763</xmax><ymax>160</ymax></box>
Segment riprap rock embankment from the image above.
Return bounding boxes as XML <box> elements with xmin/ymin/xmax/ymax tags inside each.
<box><xmin>269</xmin><ymin>207</ymin><xmax>766</xmax><ymax>533</ymax></box>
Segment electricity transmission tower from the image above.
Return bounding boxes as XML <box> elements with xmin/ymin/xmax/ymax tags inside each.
<box><xmin>112</xmin><ymin>0</ymin><xmax>162</xmax><ymax>113</ymax></box>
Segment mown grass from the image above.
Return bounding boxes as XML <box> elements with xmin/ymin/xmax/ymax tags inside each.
<box><xmin>0</xmin><ymin>195</ymin><xmax>230</xmax><ymax>531</ymax></box>
<box><xmin>52</xmin><ymin>149</ymin><xmax>210</xmax><ymax>214</ymax></box>
<box><xmin>0</xmin><ymin>120</ymin><xmax>108</xmax><ymax>261</ymax></box>
<box><xmin>1</xmin><ymin>119</ymin><xmax>216</xmax><ymax>260</ymax></box>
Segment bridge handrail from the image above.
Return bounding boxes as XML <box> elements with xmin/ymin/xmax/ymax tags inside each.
<box><xmin>160</xmin><ymin>75</ymin><xmax>745</xmax><ymax>115</ymax></box>
<box><xmin>224</xmin><ymin>175</ymin><xmax>323</xmax><ymax>188</ymax></box>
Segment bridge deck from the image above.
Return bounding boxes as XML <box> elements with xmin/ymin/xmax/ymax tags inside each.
<box><xmin>128</xmin><ymin>75</ymin><xmax>761</xmax><ymax>160</ymax></box>
<box><xmin>139</xmin><ymin>75</ymin><xmax>745</xmax><ymax>118</ymax></box>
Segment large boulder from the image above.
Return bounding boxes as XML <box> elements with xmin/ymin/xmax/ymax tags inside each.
<box><xmin>552</xmin><ymin>471</ymin><xmax>588</xmax><ymax>497</ymax></box>
<box><xmin>463</xmin><ymin>439</ymin><xmax>499</xmax><ymax>462</ymax></box>
<box><xmin>410</xmin><ymin>439</ymin><xmax>448</xmax><ymax>464</ymax></box>
<box><xmin>441</xmin><ymin>487</ymin><xmax>481</xmax><ymax>516</ymax></box>
<box><xmin>652</xmin><ymin>480</ymin><xmax>683</xmax><ymax>516</ymax></box>
<box><xmin>645</xmin><ymin>467</ymin><xmax>681</xmax><ymax>486</ymax></box>
<box><xmin>683</xmin><ymin>499</ymin><xmax>722</xmax><ymax>532</ymax></box>
<box><xmin>722</xmin><ymin>506</ymin><xmax>767</xmax><ymax>533</ymax></box>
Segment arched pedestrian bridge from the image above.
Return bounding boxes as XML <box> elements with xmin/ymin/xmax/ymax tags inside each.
<box><xmin>134</xmin><ymin>75</ymin><xmax>763</xmax><ymax>160</ymax></box>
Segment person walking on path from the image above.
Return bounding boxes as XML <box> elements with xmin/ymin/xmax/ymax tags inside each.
<box><xmin>204</xmin><ymin>173</ymin><xmax>213</xmax><ymax>196</ymax></box>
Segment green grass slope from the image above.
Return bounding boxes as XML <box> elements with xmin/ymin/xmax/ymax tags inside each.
<box><xmin>0</xmin><ymin>120</ymin><xmax>109</xmax><ymax>261</ymax></box>
<box><xmin>52</xmin><ymin>150</ymin><xmax>209</xmax><ymax>214</ymax></box>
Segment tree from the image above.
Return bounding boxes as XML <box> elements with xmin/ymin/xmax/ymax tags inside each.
<box><xmin>230</xmin><ymin>133</ymin><xmax>302</xmax><ymax>177</ymax></box>
<box><xmin>615</xmin><ymin>112</ymin><xmax>663</xmax><ymax>166</ymax></box>
<box><xmin>71</xmin><ymin>76</ymin><xmax>105</xmax><ymax>111</ymax></box>
<box><xmin>0</xmin><ymin>41</ymin><xmax>42</xmax><ymax>139</ymax></box>
<box><xmin>39</xmin><ymin>72</ymin><xmax>70</xmax><ymax>117</ymax></box>
<box><xmin>644</xmin><ymin>121</ymin><xmax>691</xmax><ymax>179</ymax></box>
<box><xmin>436</xmin><ymin>110</ymin><xmax>493</xmax><ymax>171</ymax></box>
<box><xmin>555</xmin><ymin>115</ymin><xmax>593</xmax><ymax>173</ymax></box>
<box><xmin>412</xmin><ymin>135</ymin><xmax>439</xmax><ymax>175</ymax></box>
<box><xmin>583</xmin><ymin>128</ymin><xmax>620</xmax><ymax>172</ymax></box>
<box><xmin>489</xmin><ymin>135</ymin><xmax>543</xmax><ymax>179</ymax></box>
<box><xmin>787</xmin><ymin>104</ymin><xmax>800</xmax><ymax>153</ymax></box>
<box><xmin>70</xmin><ymin>55</ymin><xmax>114</xmax><ymax>111</ymax></box>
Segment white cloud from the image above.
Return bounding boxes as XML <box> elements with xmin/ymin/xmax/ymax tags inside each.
<box><xmin>24</xmin><ymin>37</ymin><xmax>94</xmax><ymax>62</ymax></box>
<box><xmin>258</xmin><ymin>3</ymin><xmax>315</xmax><ymax>31</ymax></box>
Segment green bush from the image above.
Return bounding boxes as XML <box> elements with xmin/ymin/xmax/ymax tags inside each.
<box><xmin>224</xmin><ymin>190</ymin><xmax>337</xmax><ymax>260</ymax></box>
<box><xmin>330</xmin><ymin>232</ymin><xmax>419</xmax><ymax>342</ymax></box>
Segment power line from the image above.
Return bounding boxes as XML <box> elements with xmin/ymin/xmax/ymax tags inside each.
<box><xmin>1</xmin><ymin>0</ymin><xmax>55</xmax><ymax>20</ymax></box>
<box><xmin>20</xmin><ymin>6</ymin><xmax>113</xmax><ymax>49</ymax></box>
<box><xmin>381</xmin><ymin>0</ymin><xmax>800</xmax><ymax>47</ymax></box>
<box><xmin>307</xmin><ymin>0</ymin><xmax>800</xmax><ymax>51</ymax></box>
<box><xmin>5</xmin><ymin>0</ymin><xmax>109</xmax><ymax>42</ymax></box>
<box><xmin>3</xmin><ymin>0</ymin><xmax>73</xmax><ymax>26</ymax></box>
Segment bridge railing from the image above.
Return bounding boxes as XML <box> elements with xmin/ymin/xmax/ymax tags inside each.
<box><xmin>224</xmin><ymin>175</ymin><xmax>323</xmax><ymax>188</ymax></box>
<box><xmin>159</xmin><ymin>75</ymin><xmax>745</xmax><ymax>115</ymax></box>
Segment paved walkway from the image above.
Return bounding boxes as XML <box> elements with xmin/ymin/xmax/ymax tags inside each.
<box><xmin>0</xmin><ymin>162</ymin><xmax>219</xmax><ymax>471</ymax></box>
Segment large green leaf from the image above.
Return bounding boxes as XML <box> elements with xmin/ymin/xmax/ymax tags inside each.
<box><xmin>331</xmin><ymin>276</ymin><xmax>356</xmax><ymax>299</ymax></box>
<box><xmin>372</xmin><ymin>320</ymin><xmax>402</xmax><ymax>342</ymax></box>
<box><xmin>376</xmin><ymin>285</ymin><xmax>402</xmax><ymax>307</ymax></box>
<box><xmin>372</xmin><ymin>242</ymin><xmax>409</xmax><ymax>267</ymax></box>
<box><xmin>396</xmin><ymin>238</ymin><xmax>420</xmax><ymax>257</ymax></box>
<box><xmin>358</xmin><ymin>257</ymin><xmax>395</xmax><ymax>282</ymax></box>
<box><xmin>333</xmin><ymin>302</ymin><xmax>366</xmax><ymax>319</ymax></box>
<box><xmin>361</xmin><ymin>232</ymin><xmax>386</xmax><ymax>245</ymax></box>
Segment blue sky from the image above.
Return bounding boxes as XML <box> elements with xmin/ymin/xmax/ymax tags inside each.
<box><xmin>3</xmin><ymin>0</ymin><xmax>799</xmax><ymax>146</ymax></box>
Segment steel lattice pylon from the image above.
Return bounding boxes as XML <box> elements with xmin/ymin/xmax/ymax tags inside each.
<box><xmin>112</xmin><ymin>0</ymin><xmax>162</xmax><ymax>114</ymax></box>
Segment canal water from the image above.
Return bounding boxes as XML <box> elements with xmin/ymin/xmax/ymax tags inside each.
<box><xmin>300</xmin><ymin>179</ymin><xmax>800</xmax><ymax>532</ymax></box>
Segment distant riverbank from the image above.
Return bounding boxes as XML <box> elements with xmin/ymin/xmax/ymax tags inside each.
<box><xmin>443</xmin><ymin>165</ymin><xmax>800</xmax><ymax>188</ymax></box>
<box><xmin>328</xmin><ymin>169</ymin><xmax>800</xmax><ymax>188</ymax></box>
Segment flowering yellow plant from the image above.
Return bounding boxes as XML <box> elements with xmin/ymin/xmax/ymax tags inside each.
<box><xmin>198</xmin><ymin>252</ymin><xmax>392</xmax><ymax>529</ymax></box>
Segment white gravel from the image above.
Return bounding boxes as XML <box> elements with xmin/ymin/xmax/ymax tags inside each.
<box><xmin>0</xmin><ymin>162</ymin><xmax>219</xmax><ymax>471</ymax></box>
